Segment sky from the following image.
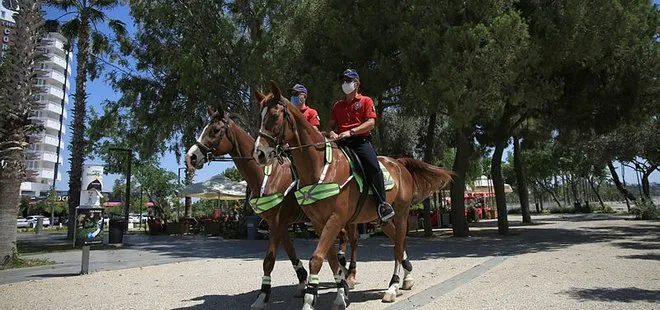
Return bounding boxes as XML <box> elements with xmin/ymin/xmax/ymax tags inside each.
<box><xmin>45</xmin><ymin>3</ymin><xmax>659</xmax><ymax>192</ymax></box>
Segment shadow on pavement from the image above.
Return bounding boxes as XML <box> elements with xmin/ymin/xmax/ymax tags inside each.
<box><xmin>173</xmin><ymin>285</ymin><xmax>386</xmax><ymax>310</ymax></box>
<box><xmin>617</xmin><ymin>253</ymin><xmax>660</xmax><ymax>261</ymax></box>
<box><xmin>97</xmin><ymin>215</ymin><xmax>660</xmax><ymax>265</ymax></box>
<box><xmin>564</xmin><ymin>287</ymin><xmax>660</xmax><ymax>303</ymax></box>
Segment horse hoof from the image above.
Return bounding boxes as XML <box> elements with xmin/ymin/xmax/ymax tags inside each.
<box><xmin>346</xmin><ymin>278</ymin><xmax>356</xmax><ymax>289</ymax></box>
<box><xmin>302</xmin><ymin>293</ymin><xmax>316</xmax><ymax>310</ymax></box>
<box><xmin>250</xmin><ymin>293</ymin><xmax>267</xmax><ymax>309</ymax></box>
<box><xmin>402</xmin><ymin>278</ymin><xmax>414</xmax><ymax>290</ymax></box>
<box><xmin>382</xmin><ymin>291</ymin><xmax>397</xmax><ymax>303</ymax></box>
<box><xmin>331</xmin><ymin>297</ymin><xmax>347</xmax><ymax>310</ymax></box>
<box><xmin>294</xmin><ymin>282</ymin><xmax>306</xmax><ymax>298</ymax></box>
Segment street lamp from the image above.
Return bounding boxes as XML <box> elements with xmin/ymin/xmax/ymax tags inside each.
<box><xmin>110</xmin><ymin>147</ymin><xmax>132</xmax><ymax>232</ymax></box>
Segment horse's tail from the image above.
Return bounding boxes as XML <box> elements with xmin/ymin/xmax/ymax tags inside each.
<box><xmin>396</xmin><ymin>157</ymin><xmax>454</xmax><ymax>205</ymax></box>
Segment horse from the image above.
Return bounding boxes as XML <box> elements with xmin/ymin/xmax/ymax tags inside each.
<box><xmin>252</xmin><ymin>81</ymin><xmax>454</xmax><ymax>309</ymax></box>
<box><xmin>185</xmin><ymin>105</ymin><xmax>360</xmax><ymax>309</ymax></box>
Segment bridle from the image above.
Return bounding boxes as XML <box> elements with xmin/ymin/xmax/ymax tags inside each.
<box><xmin>196</xmin><ymin>112</ymin><xmax>250</xmax><ymax>163</ymax></box>
<box><xmin>258</xmin><ymin>97</ymin><xmax>298</xmax><ymax>161</ymax></box>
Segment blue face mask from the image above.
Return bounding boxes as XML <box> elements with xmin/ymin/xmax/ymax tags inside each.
<box><xmin>291</xmin><ymin>95</ymin><xmax>301</xmax><ymax>106</ymax></box>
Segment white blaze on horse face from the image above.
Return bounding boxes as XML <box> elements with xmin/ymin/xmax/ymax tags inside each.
<box><xmin>197</xmin><ymin>124</ymin><xmax>210</xmax><ymax>143</ymax></box>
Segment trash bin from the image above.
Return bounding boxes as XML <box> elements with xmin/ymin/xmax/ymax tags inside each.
<box><xmin>108</xmin><ymin>214</ymin><xmax>125</xmax><ymax>244</ymax></box>
<box><xmin>246</xmin><ymin>215</ymin><xmax>260</xmax><ymax>240</ymax></box>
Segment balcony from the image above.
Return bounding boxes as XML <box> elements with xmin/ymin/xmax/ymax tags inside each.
<box><xmin>38</xmin><ymin>168</ymin><xmax>55</xmax><ymax>180</ymax></box>
<box><xmin>43</xmin><ymin>70</ymin><xmax>66</xmax><ymax>84</ymax></box>
<box><xmin>46</xmin><ymin>55</ymin><xmax>68</xmax><ymax>70</ymax></box>
<box><xmin>32</xmin><ymin>134</ymin><xmax>63</xmax><ymax>149</ymax></box>
<box><xmin>31</xmin><ymin>117</ymin><xmax>64</xmax><ymax>133</ymax></box>
<box><xmin>40</xmin><ymin>100</ymin><xmax>67</xmax><ymax>119</ymax></box>
<box><xmin>44</xmin><ymin>86</ymin><xmax>64</xmax><ymax>99</ymax></box>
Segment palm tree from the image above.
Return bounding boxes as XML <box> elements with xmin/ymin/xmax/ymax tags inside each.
<box><xmin>0</xmin><ymin>0</ymin><xmax>45</xmax><ymax>267</ymax></box>
<box><xmin>47</xmin><ymin>0</ymin><xmax>127</xmax><ymax>239</ymax></box>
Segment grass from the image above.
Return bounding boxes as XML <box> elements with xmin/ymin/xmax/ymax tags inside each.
<box><xmin>17</xmin><ymin>241</ymin><xmax>123</xmax><ymax>255</ymax></box>
<box><xmin>17</xmin><ymin>228</ymin><xmax>68</xmax><ymax>235</ymax></box>
<box><xmin>0</xmin><ymin>256</ymin><xmax>56</xmax><ymax>270</ymax></box>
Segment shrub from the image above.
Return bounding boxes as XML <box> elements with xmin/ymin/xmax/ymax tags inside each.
<box><xmin>548</xmin><ymin>205</ymin><xmax>575</xmax><ymax>214</ymax></box>
<box><xmin>631</xmin><ymin>201</ymin><xmax>659</xmax><ymax>220</ymax></box>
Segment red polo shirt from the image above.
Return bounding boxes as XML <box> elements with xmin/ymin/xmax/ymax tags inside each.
<box><xmin>300</xmin><ymin>105</ymin><xmax>320</xmax><ymax>127</ymax></box>
<box><xmin>331</xmin><ymin>94</ymin><xmax>377</xmax><ymax>137</ymax></box>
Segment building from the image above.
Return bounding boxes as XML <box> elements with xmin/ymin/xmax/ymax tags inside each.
<box><xmin>1</xmin><ymin>2</ymin><xmax>73</xmax><ymax>197</ymax></box>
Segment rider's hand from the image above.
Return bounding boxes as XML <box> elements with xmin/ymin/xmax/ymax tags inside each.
<box><xmin>337</xmin><ymin>131</ymin><xmax>352</xmax><ymax>140</ymax></box>
<box><xmin>328</xmin><ymin>131</ymin><xmax>339</xmax><ymax>140</ymax></box>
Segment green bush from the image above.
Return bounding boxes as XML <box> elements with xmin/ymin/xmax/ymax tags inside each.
<box><xmin>592</xmin><ymin>203</ymin><xmax>615</xmax><ymax>214</ymax></box>
<box><xmin>548</xmin><ymin>205</ymin><xmax>575</xmax><ymax>214</ymax></box>
<box><xmin>631</xmin><ymin>201</ymin><xmax>659</xmax><ymax>220</ymax></box>
<box><xmin>508</xmin><ymin>208</ymin><xmax>522</xmax><ymax>214</ymax></box>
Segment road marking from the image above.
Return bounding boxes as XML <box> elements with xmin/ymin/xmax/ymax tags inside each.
<box><xmin>385</xmin><ymin>256</ymin><xmax>509</xmax><ymax>310</ymax></box>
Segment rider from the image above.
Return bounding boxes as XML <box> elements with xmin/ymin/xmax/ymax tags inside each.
<box><xmin>327</xmin><ymin>69</ymin><xmax>395</xmax><ymax>223</ymax></box>
<box><xmin>290</xmin><ymin>83</ymin><xmax>320</xmax><ymax>130</ymax></box>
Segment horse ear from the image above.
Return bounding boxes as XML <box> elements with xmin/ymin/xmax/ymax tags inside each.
<box><xmin>253</xmin><ymin>89</ymin><xmax>265</xmax><ymax>105</ymax></box>
<box><xmin>216</xmin><ymin>100</ymin><xmax>226</xmax><ymax>117</ymax></box>
<box><xmin>269</xmin><ymin>80</ymin><xmax>282</xmax><ymax>99</ymax></box>
<box><xmin>207</xmin><ymin>105</ymin><xmax>218</xmax><ymax>118</ymax></box>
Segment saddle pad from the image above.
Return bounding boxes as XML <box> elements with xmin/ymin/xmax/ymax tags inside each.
<box><xmin>340</xmin><ymin>148</ymin><xmax>394</xmax><ymax>194</ymax></box>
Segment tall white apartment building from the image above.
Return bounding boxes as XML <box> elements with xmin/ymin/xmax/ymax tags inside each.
<box><xmin>1</xmin><ymin>2</ymin><xmax>73</xmax><ymax>197</ymax></box>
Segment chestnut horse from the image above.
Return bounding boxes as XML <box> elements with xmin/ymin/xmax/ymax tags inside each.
<box><xmin>253</xmin><ymin>81</ymin><xmax>453</xmax><ymax>309</ymax></box>
<box><xmin>185</xmin><ymin>106</ymin><xmax>360</xmax><ymax>309</ymax></box>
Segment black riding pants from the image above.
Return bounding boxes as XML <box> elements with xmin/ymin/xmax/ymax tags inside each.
<box><xmin>341</xmin><ymin>136</ymin><xmax>387</xmax><ymax>203</ymax></box>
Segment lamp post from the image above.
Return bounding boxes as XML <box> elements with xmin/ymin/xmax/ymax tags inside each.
<box><xmin>178</xmin><ymin>167</ymin><xmax>187</xmax><ymax>219</ymax></box>
<box><xmin>110</xmin><ymin>147</ymin><xmax>132</xmax><ymax>232</ymax></box>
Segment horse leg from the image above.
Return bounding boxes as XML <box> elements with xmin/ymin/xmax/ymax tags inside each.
<box><xmin>383</xmin><ymin>215</ymin><xmax>410</xmax><ymax>303</ymax></box>
<box><xmin>251</xmin><ymin>221</ymin><xmax>281</xmax><ymax>309</ymax></box>
<box><xmin>345</xmin><ymin>224</ymin><xmax>359</xmax><ymax>289</ymax></box>
<box><xmin>380</xmin><ymin>221</ymin><xmax>413</xmax><ymax>290</ymax></box>
<box><xmin>302</xmin><ymin>216</ymin><xmax>348</xmax><ymax>310</ymax></box>
<box><xmin>337</xmin><ymin>228</ymin><xmax>348</xmax><ymax>270</ymax></box>
<box><xmin>280</xmin><ymin>226</ymin><xmax>308</xmax><ymax>298</ymax></box>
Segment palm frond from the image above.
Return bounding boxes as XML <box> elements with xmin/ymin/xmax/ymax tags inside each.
<box><xmin>90</xmin><ymin>30</ymin><xmax>110</xmax><ymax>55</ymax></box>
<box><xmin>83</xmin><ymin>7</ymin><xmax>107</xmax><ymax>23</ymax></box>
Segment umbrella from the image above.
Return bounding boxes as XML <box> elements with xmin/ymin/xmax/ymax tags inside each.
<box><xmin>180</xmin><ymin>174</ymin><xmax>248</xmax><ymax>200</ymax></box>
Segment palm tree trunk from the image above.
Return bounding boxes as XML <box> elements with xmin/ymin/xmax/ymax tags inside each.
<box><xmin>513</xmin><ymin>136</ymin><xmax>532</xmax><ymax>223</ymax></box>
<box><xmin>0</xmin><ymin>0</ymin><xmax>44</xmax><ymax>266</ymax></box>
<box><xmin>67</xmin><ymin>15</ymin><xmax>91</xmax><ymax>240</ymax></box>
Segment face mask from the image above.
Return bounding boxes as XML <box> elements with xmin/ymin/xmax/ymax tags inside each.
<box><xmin>290</xmin><ymin>95</ymin><xmax>301</xmax><ymax>106</ymax></box>
<box><xmin>342</xmin><ymin>81</ymin><xmax>356</xmax><ymax>95</ymax></box>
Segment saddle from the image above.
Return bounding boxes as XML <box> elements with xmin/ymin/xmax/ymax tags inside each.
<box><xmin>339</xmin><ymin>146</ymin><xmax>395</xmax><ymax>224</ymax></box>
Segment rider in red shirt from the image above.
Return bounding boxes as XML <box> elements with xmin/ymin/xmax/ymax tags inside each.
<box><xmin>290</xmin><ymin>84</ymin><xmax>320</xmax><ymax>130</ymax></box>
<box><xmin>327</xmin><ymin>69</ymin><xmax>394</xmax><ymax>223</ymax></box>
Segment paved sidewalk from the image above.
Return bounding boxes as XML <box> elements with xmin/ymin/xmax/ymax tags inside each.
<box><xmin>1</xmin><ymin>214</ymin><xmax>658</xmax><ymax>309</ymax></box>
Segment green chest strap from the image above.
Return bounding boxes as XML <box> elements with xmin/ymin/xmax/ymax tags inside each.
<box><xmin>249</xmin><ymin>159</ymin><xmax>299</xmax><ymax>214</ymax></box>
<box><xmin>295</xmin><ymin>138</ymin><xmax>342</xmax><ymax>205</ymax></box>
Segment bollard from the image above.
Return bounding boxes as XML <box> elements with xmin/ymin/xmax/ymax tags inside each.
<box><xmin>35</xmin><ymin>218</ymin><xmax>44</xmax><ymax>234</ymax></box>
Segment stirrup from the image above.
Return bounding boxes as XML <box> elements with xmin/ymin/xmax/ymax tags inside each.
<box><xmin>378</xmin><ymin>202</ymin><xmax>395</xmax><ymax>222</ymax></box>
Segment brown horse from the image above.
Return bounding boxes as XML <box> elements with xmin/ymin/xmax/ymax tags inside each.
<box><xmin>185</xmin><ymin>106</ymin><xmax>360</xmax><ymax>309</ymax></box>
<box><xmin>253</xmin><ymin>81</ymin><xmax>453</xmax><ymax>309</ymax></box>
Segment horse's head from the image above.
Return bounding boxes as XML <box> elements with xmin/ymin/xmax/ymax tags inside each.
<box><xmin>253</xmin><ymin>80</ymin><xmax>296</xmax><ymax>166</ymax></box>
<box><xmin>185</xmin><ymin>105</ymin><xmax>235</xmax><ymax>170</ymax></box>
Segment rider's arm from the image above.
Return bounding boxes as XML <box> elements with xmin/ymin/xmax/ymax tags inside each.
<box><xmin>349</xmin><ymin>118</ymin><xmax>375</xmax><ymax>136</ymax></box>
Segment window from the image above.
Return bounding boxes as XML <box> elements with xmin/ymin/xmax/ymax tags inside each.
<box><xmin>1</xmin><ymin>11</ymin><xmax>5</xmax><ymax>19</ymax></box>
<box><xmin>27</xmin><ymin>161</ymin><xmax>38</xmax><ymax>169</ymax></box>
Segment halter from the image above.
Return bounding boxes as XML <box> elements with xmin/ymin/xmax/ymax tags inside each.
<box><xmin>197</xmin><ymin>112</ymin><xmax>250</xmax><ymax>163</ymax></box>
<box><xmin>258</xmin><ymin>97</ymin><xmax>299</xmax><ymax>162</ymax></box>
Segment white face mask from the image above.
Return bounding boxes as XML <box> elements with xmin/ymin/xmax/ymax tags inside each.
<box><xmin>342</xmin><ymin>81</ymin><xmax>356</xmax><ymax>95</ymax></box>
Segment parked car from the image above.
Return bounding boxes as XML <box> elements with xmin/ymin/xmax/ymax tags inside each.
<box><xmin>25</xmin><ymin>215</ymin><xmax>50</xmax><ymax>227</ymax></box>
<box><xmin>17</xmin><ymin>217</ymin><xmax>29</xmax><ymax>228</ymax></box>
